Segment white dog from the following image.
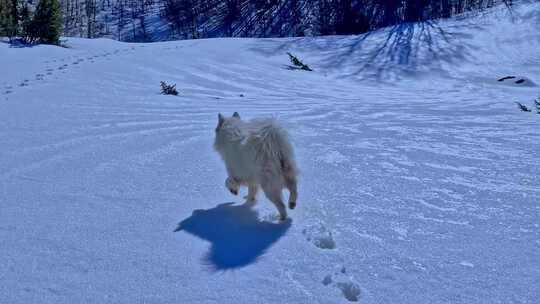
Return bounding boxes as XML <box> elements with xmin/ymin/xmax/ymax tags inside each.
<box><xmin>214</xmin><ymin>112</ymin><xmax>298</xmax><ymax>220</ymax></box>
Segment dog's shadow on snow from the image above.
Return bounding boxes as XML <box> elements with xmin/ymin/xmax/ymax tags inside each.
<box><xmin>175</xmin><ymin>202</ymin><xmax>291</xmax><ymax>271</ymax></box>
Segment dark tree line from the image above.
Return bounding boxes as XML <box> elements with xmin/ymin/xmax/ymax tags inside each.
<box><xmin>2</xmin><ymin>0</ymin><xmax>513</xmax><ymax>42</ymax></box>
<box><xmin>162</xmin><ymin>0</ymin><xmax>512</xmax><ymax>39</ymax></box>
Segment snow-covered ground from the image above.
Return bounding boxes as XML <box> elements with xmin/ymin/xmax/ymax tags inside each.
<box><xmin>1</xmin><ymin>2</ymin><xmax>539</xmax><ymax>303</ymax></box>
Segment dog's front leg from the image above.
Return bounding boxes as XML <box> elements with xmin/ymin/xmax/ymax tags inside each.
<box><xmin>225</xmin><ymin>177</ymin><xmax>240</xmax><ymax>195</ymax></box>
<box><xmin>244</xmin><ymin>183</ymin><xmax>258</xmax><ymax>204</ymax></box>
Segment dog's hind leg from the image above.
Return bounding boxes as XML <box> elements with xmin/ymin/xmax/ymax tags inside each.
<box><xmin>280</xmin><ymin>158</ymin><xmax>298</xmax><ymax>210</ymax></box>
<box><xmin>285</xmin><ymin>175</ymin><xmax>298</xmax><ymax>210</ymax></box>
<box><xmin>261</xmin><ymin>176</ymin><xmax>287</xmax><ymax>220</ymax></box>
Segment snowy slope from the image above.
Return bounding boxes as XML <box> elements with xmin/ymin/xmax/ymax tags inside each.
<box><xmin>1</xmin><ymin>2</ymin><xmax>539</xmax><ymax>304</ymax></box>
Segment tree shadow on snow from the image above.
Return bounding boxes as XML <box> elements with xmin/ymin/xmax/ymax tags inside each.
<box><xmin>0</xmin><ymin>38</ymin><xmax>37</xmax><ymax>48</ymax></box>
<box><xmin>252</xmin><ymin>19</ymin><xmax>479</xmax><ymax>82</ymax></box>
<box><xmin>175</xmin><ymin>202</ymin><xmax>291</xmax><ymax>271</ymax></box>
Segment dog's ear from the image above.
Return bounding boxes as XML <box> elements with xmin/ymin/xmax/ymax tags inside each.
<box><xmin>232</xmin><ymin>112</ymin><xmax>240</xmax><ymax>119</ymax></box>
<box><xmin>217</xmin><ymin>113</ymin><xmax>225</xmax><ymax>129</ymax></box>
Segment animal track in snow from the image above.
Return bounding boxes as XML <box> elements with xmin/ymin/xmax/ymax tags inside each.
<box><xmin>337</xmin><ymin>282</ymin><xmax>361</xmax><ymax>302</ymax></box>
<box><xmin>3</xmin><ymin>85</ymin><xmax>13</xmax><ymax>94</ymax></box>
<box><xmin>303</xmin><ymin>222</ymin><xmax>360</xmax><ymax>302</ymax></box>
<box><xmin>302</xmin><ymin>223</ymin><xmax>336</xmax><ymax>249</ymax></box>
<box><xmin>4</xmin><ymin>51</ymin><xmax>106</xmax><ymax>96</ymax></box>
<box><xmin>2</xmin><ymin>46</ymin><xmax>142</xmax><ymax>101</ymax></box>
<box><xmin>321</xmin><ymin>268</ymin><xmax>361</xmax><ymax>302</ymax></box>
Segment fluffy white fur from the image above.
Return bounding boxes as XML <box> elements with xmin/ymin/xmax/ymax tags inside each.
<box><xmin>214</xmin><ymin>112</ymin><xmax>298</xmax><ymax>220</ymax></box>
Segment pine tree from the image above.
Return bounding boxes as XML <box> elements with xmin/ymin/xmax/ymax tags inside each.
<box><xmin>515</xmin><ymin>102</ymin><xmax>531</xmax><ymax>112</ymax></box>
<box><xmin>0</xmin><ymin>0</ymin><xmax>16</xmax><ymax>39</ymax></box>
<box><xmin>20</xmin><ymin>3</ymin><xmax>31</xmax><ymax>41</ymax></box>
<box><xmin>287</xmin><ymin>52</ymin><xmax>313</xmax><ymax>71</ymax></box>
<box><xmin>224</xmin><ymin>0</ymin><xmax>240</xmax><ymax>36</ymax></box>
<box><xmin>0</xmin><ymin>0</ymin><xmax>8</xmax><ymax>36</ymax></box>
<box><xmin>32</xmin><ymin>0</ymin><xmax>62</xmax><ymax>44</ymax></box>
<box><xmin>9</xmin><ymin>0</ymin><xmax>18</xmax><ymax>35</ymax></box>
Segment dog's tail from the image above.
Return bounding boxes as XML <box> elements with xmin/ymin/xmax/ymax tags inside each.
<box><xmin>254</xmin><ymin>119</ymin><xmax>298</xmax><ymax>208</ymax></box>
<box><xmin>255</xmin><ymin>119</ymin><xmax>298</xmax><ymax>178</ymax></box>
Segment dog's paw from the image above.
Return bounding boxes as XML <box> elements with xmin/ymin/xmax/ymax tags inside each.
<box><xmin>225</xmin><ymin>177</ymin><xmax>239</xmax><ymax>195</ymax></box>
<box><xmin>288</xmin><ymin>201</ymin><xmax>296</xmax><ymax>209</ymax></box>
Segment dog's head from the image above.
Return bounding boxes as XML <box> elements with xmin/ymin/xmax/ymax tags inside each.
<box><xmin>215</xmin><ymin>112</ymin><xmax>241</xmax><ymax>133</ymax></box>
<box><xmin>214</xmin><ymin>112</ymin><xmax>242</xmax><ymax>151</ymax></box>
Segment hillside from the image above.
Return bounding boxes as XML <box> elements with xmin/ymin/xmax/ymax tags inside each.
<box><xmin>1</xmin><ymin>1</ymin><xmax>539</xmax><ymax>303</ymax></box>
